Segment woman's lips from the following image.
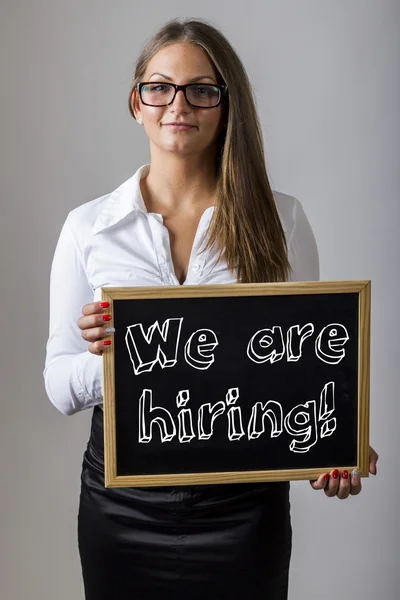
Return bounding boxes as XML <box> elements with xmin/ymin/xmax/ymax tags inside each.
<box><xmin>163</xmin><ymin>123</ymin><xmax>195</xmax><ymax>130</ymax></box>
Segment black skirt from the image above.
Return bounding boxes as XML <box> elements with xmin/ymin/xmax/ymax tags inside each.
<box><xmin>78</xmin><ymin>406</ymin><xmax>292</xmax><ymax>600</ymax></box>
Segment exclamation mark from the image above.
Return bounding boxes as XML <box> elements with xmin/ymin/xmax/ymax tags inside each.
<box><xmin>319</xmin><ymin>381</ymin><xmax>337</xmax><ymax>438</ymax></box>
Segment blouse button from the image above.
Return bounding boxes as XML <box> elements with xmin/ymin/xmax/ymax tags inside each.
<box><xmin>192</xmin><ymin>263</ymin><xmax>200</xmax><ymax>272</ymax></box>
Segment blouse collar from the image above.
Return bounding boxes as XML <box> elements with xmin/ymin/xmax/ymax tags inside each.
<box><xmin>92</xmin><ymin>164</ymin><xmax>150</xmax><ymax>235</ymax></box>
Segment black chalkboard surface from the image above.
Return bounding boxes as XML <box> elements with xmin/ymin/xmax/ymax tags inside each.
<box><xmin>102</xmin><ymin>281</ymin><xmax>370</xmax><ymax>488</ymax></box>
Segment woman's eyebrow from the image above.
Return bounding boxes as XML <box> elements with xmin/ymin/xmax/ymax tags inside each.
<box><xmin>148</xmin><ymin>72</ymin><xmax>216</xmax><ymax>83</ymax></box>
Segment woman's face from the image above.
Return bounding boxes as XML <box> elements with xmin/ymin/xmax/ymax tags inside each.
<box><xmin>133</xmin><ymin>42</ymin><xmax>225</xmax><ymax>158</ymax></box>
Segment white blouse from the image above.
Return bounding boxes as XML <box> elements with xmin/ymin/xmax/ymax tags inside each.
<box><xmin>43</xmin><ymin>164</ymin><xmax>320</xmax><ymax>416</ymax></box>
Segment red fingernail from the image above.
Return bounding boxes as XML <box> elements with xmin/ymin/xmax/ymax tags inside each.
<box><xmin>332</xmin><ymin>469</ymin><xmax>339</xmax><ymax>479</ymax></box>
<box><xmin>323</xmin><ymin>474</ymin><xmax>329</xmax><ymax>481</ymax></box>
<box><xmin>103</xmin><ymin>340</ymin><xmax>112</xmax><ymax>346</ymax></box>
<box><xmin>102</xmin><ymin>314</ymin><xmax>112</xmax><ymax>321</ymax></box>
<box><xmin>100</xmin><ymin>301</ymin><xmax>110</xmax><ymax>308</ymax></box>
<box><xmin>342</xmin><ymin>470</ymin><xmax>349</xmax><ymax>479</ymax></box>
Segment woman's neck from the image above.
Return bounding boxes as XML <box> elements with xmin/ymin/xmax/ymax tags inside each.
<box><xmin>141</xmin><ymin>151</ymin><xmax>218</xmax><ymax>215</ymax></box>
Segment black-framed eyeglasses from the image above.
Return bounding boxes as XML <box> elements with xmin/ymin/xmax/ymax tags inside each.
<box><xmin>136</xmin><ymin>82</ymin><xmax>227</xmax><ymax>108</ymax></box>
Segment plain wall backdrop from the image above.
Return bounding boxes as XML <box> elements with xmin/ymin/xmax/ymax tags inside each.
<box><xmin>1</xmin><ymin>1</ymin><xmax>399</xmax><ymax>598</ymax></box>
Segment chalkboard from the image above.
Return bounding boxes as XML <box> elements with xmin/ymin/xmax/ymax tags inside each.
<box><xmin>102</xmin><ymin>281</ymin><xmax>370</xmax><ymax>488</ymax></box>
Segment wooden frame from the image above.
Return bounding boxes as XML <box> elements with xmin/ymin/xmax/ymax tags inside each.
<box><xmin>102</xmin><ymin>280</ymin><xmax>370</xmax><ymax>488</ymax></box>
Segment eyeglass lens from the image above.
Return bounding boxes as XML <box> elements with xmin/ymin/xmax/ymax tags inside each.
<box><xmin>141</xmin><ymin>83</ymin><xmax>221</xmax><ymax>107</ymax></box>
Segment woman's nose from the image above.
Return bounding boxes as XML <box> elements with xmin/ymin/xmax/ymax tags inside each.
<box><xmin>170</xmin><ymin>89</ymin><xmax>191</xmax><ymax>110</ymax></box>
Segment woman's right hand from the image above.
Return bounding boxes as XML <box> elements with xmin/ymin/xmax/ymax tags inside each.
<box><xmin>77</xmin><ymin>301</ymin><xmax>115</xmax><ymax>355</ymax></box>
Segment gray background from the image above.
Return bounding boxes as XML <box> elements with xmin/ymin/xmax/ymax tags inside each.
<box><xmin>1</xmin><ymin>1</ymin><xmax>399</xmax><ymax>598</ymax></box>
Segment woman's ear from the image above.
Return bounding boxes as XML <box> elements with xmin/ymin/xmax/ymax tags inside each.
<box><xmin>132</xmin><ymin>88</ymin><xmax>141</xmax><ymax>121</ymax></box>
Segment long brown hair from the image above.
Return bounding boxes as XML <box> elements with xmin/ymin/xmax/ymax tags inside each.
<box><xmin>128</xmin><ymin>18</ymin><xmax>291</xmax><ymax>283</ymax></box>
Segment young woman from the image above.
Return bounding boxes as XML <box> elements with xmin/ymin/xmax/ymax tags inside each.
<box><xmin>44</xmin><ymin>18</ymin><xmax>378</xmax><ymax>600</ymax></box>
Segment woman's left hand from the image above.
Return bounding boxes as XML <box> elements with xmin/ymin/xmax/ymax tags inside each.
<box><xmin>309</xmin><ymin>446</ymin><xmax>379</xmax><ymax>499</ymax></box>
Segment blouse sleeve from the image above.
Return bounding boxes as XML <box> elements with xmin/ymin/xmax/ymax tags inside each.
<box><xmin>287</xmin><ymin>198</ymin><xmax>320</xmax><ymax>282</ymax></box>
<box><xmin>43</xmin><ymin>215</ymin><xmax>103</xmax><ymax>416</ymax></box>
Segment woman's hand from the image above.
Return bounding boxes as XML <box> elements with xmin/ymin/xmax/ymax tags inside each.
<box><xmin>77</xmin><ymin>301</ymin><xmax>115</xmax><ymax>355</ymax></box>
<box><xmin>309</xmin><ymin>446</ymin><xmax>379</xmax><ymax>499</ymax></box>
